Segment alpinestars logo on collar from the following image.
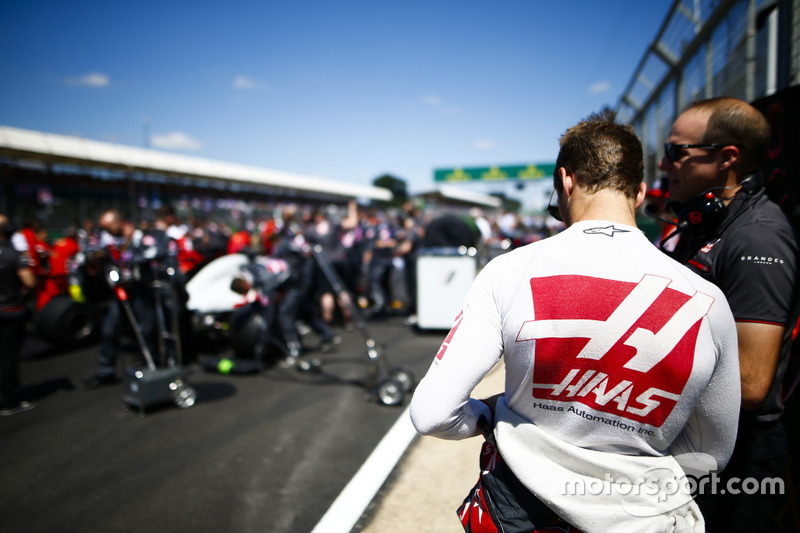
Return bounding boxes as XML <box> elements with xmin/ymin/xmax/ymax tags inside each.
<box><xmin>583</xmin><ymin>225</ymin><xmax>630</xmax><ymax>238</ymax></box>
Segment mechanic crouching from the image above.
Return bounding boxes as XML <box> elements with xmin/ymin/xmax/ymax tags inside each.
<box><xmin>230</xmin><ymin>227</ymin><xmax>336</xmax><ymax>368</ymax></box>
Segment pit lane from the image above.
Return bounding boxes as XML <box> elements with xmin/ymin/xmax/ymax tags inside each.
<box><xmin>0</xmin><ymin>315</ymin><xmax>445</xmax><ymax>533</ymax></box>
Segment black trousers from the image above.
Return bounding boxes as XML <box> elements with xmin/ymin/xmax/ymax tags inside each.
<box><xmin>0</xmin><ymin>315</ymin><xmax>27</xmax><ymax>409</ymax></box>
<box><xmin>459</xmin><ymin>439</ymin><xmax>579</xmax><ymax>532</ymax></box>
<box><xmin>694</xmin><ymin>418</ymin><xmax>788</xmax><ymax>532</ymax></box>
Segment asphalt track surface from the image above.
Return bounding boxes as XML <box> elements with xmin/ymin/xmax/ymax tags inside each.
<box><xmin>0</xmin><ymin>315</ymin><xmax>449</xmax><ymax>533</ymax></box>
<box><xmin>7</xmin><ymin>316</ymin><xmax>800</xmax><ymax>533</ymax></box>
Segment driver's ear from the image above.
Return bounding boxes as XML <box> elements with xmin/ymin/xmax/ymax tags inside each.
<box><xmin>559</xmin><ymin>168</ymin><xmax>575</xmax><ymax>198</ymax></box>
<box><xmin>635</xmin><ymin>182</ymin><xmax>647</xmax><ymax>208</ymax></box>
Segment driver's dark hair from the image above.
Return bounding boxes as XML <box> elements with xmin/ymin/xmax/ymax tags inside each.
<box><xmin>554</xmin><ymin>110</ymin><xmax>643</xmax><ymax>200</ymax></box>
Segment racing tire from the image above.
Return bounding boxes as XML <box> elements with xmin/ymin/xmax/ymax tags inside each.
<box><xmin>35</xmin><ymin>295</ymin><xmax>98</xmax><ymax>347</ymax></box>
<box><xmin>228</xmin><ymin>305</ymin><xmax>266</xmax><ymax>360</ymax></box>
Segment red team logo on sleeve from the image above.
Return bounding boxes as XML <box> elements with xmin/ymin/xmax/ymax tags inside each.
<box><xmin>436</xmin><ymin>311</ymin><xmax>464</xmax><ymax>360</ymax></box>
<box><xmin>520</xmin><ymin>275</ymin><xmax>714</xmax><ymax>427</ymax></box>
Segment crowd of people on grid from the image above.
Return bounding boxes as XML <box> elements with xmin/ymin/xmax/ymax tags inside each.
<box><xmin>1</xmin><ymin>200</ymin><xmax>558</xmax><ymax>386</ymax></box>
<box><xmin>13</xmin><ymin>201</ymin><xmax>553</xmax><ymax>319</ymax></box>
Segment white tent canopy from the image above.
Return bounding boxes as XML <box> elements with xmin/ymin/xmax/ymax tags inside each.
<box><xmin>0</xmin><ymin>125</ymin><xmax>392</xmax><ymax>202</ymax></box>
<box><xmin>414</xmin><ymin>184</ymin><xmax>502</xmax><ymax>208</ymax></box>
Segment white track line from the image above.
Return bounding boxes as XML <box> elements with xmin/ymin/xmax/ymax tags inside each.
<box><xmin>311</xmin><ymin>404</ymin><xmax>417</xmax><ymax>533</ymax></box>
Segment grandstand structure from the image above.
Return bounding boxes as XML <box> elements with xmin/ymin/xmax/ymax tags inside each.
<box><xmin>616</xmin><ymin>0</ymin><xmax>799</xmax><ymax>184</ymax></box>
<box><xmin>0</xmin><ymin>124</ymin><xmax>391</xmax><ymax>230</ymax></box>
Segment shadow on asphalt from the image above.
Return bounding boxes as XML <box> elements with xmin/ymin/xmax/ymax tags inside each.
<box><xmin>192</xmin><ymin>381</ymin><xmax>238</xmax><ymax>403</ymax></box>
<box><xmin>22</xmin><ymin>377</ymin><xmax>77</xmax><ymax>401</ymax></box>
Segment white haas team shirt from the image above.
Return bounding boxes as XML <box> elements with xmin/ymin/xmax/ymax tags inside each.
<box><xmin>411</xmin><ymin>220</ymin><xmax>740</xmax><ymax>468</ymax></box>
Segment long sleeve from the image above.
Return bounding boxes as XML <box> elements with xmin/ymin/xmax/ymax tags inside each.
<box><xmin>410</xmin><ymin>263</ymin><xmax>504</xmax><ymax>439</ymax></box>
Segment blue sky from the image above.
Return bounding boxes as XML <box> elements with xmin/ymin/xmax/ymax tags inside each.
<box><xmin>0</xmin><ymin>0</ymin><xmax>671</xmax><ymax>210</ymax></box>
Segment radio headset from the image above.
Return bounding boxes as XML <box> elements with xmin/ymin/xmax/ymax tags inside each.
<box><xmin>648</xmin><ymin>174</ymin><xmax>763</xmax><ymax>236</ymax></box>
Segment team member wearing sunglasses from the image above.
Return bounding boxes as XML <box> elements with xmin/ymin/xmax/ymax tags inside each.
<box><xmin>659</xmin><ymin>97</ymin><xmax>798</xmax><ymax>532</ymax></box>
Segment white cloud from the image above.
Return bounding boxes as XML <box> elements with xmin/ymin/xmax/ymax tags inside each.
<box><xmin>588</xmin><ymin>80</ymin><xmax>611</xmax><ymax>94</ymax></box>
<box><xmin>66</xmin><ymin>72</ymin><xmax>110</xmax><ymax>88</ymax></box>
<box><xmin>422</xmin><ymin>94</ymin><xmax>462</xmax><ymax>115</ymax></box>
<box><xmin>150</xmin><ymin>131</ymin><xmax>203</xmax><ymax>151</ymax></box>
<box><xmin>473</xmin><ymin>139</ymin><xmax>495</xmax><ymax>150</ymax></box>
<box><xmin>233</xmin><ymin>75</ymin><xmax>259</xmax><ymax>90</ymax></box>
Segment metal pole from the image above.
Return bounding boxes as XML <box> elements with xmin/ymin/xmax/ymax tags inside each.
<box><xmin>776</xmin><ymin>0</ymin><xmax>794</xmax><ymax>89</ymax></box>
<box><xmin>767</xmin><ymin>7</ymin><xmax>779</xmax><ymax>96</ymax></box>
<box><xmin>746</xmin><ymin>0</ymin><xmax>758</xmax><ymax>102</ymax></box>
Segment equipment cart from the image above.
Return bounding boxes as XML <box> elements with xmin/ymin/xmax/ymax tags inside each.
<box><xmin>107</xmin><ymin>265</ymin><xmax>196</xmax><ymax>416</ymax></box>
<box><xmin>307</xmin><ymin>244</ymin><xmax>416</xmax><ymax>406</ymax></box>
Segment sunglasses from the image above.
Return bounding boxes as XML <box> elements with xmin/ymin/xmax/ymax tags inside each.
<box><xmin>663</xmin><ymin>143</ymin><xmax>726</xmax><ymax>164</ymax></box>
<box><xmin>547</xmin><ymin>188</ymin><xmax>562</xmax><ymax>222</ymax></box>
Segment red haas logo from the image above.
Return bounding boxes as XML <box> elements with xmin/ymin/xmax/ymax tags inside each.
<box><xmin>519</xmin><ymin>275</ymin><xmax>713</xmax><ymax>427</ymax></box>
<box><xmin>436</xmin><ymin>311</ymin><xmax>464</xmax><ymax>360</ymax></box>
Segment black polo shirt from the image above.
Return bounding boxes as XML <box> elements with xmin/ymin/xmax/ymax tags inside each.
<box><xmin>669</xmin><ymin>188</ymin><xmax>799</xmax><ymax>420</ymax></box>
<box><xmin>0</xmin><ymin>240</ymin><xmax>27</xmax><ymax>317</ymax></box>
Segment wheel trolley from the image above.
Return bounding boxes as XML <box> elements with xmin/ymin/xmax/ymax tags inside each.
<box><xmin>306</xmin><ymin>244</ymin><xmax>416</xmax><ymax>406</ymax></box>
<box><xmin>107</xmin><ymin>266</ymin><xmax>197</xmax><ymax>415</ymax></box>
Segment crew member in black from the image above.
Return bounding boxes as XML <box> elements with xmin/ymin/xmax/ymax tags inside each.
<box><xmin>0</xmin><ymin>214</ymin><xmax>37</xmax><ymax>415</ymax></box>
<box><xmin>362</xmin><ymin>209</ymin><xmax>397</xmax><ymax>318</ymax></box>
<box><xmin>659</xmin><ymin>97</ymin><xmax>799</xmax><ymax>532</ymax></box>
<box><xmin>84</xmin><ymin>209</ymin><xmax>133</xmax><ymax>388</ymax></box>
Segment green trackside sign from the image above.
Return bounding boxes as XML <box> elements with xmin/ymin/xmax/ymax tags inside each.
<box><xmin>434</xmin><ymin>163</ymin><xmax>556</xmax><ymax>182</ymax></box>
